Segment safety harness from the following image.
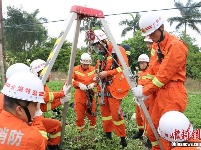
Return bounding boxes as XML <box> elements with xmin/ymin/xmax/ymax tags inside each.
<box><xmin>157</xmin><ymin>28</ymin><xmax>165</xmax><ymax>64</ymax></box>
<box><xmin>86</xmin><ymin>89</ymin><xmax>96</xmax><ymax>116</ymax></box>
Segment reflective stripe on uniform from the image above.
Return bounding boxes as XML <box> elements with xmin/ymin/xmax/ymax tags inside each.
<box><xmin>151</xmin><ymin>141</ymin><xmax>159</xmax><ymax>146</ymax></box>
<box><xmin>116</xmin><ymin>67</ymin><xmax>122</xmax><ymax>73</ymax></box>
<box><xmin>137</xmin><ymin>125</ymin><xmax>144</xmax><ymax>129</ymax></box>
<box><xmin>142</xmin><ymin>74</ymin><xmax>154</xmax><ymax>80</ymax></box>
<box><xmin>49</xmin><ymin>132</ymin><xmax>61</xmax><ymax>139</ymax></box>
<box><xmin>151</xmin><ymin>48</ymin><xmax>155</xmax><ymax>56</ymax></box>
<box><xmin>113</xmin><ymin>119</ymin><xmax>125</xmax><ymax>126</ymax></box>
<box><xmin>88</xmin><ymin>70</ymin><xmax>95</xmax><ymax>76</ymax></box>
<box><xmin>39</xmin><ymin>130</ymin><xmax>48</xmax><ymax>139</ymax></box>
<box><xmin>75</xmin><ymin>71</ymin><xmax>85</xmax><ymax>76</ymax></box>
<box><xmin>142</xmin><ymin>76</ymin><xmax>147</xmax><ymax>80</ymax></box>
<box><xmin>152</xmin><ymin>77</ymin><xmax>164</xmax><ymax>87</ymax></box>
<box><xmin>88</xmin><ymin>125</ymin><xmax>96</xmax><ymax>129</ymax></box>
<box><xmin>76</xmin><ymin>125</ymin><xmax>85</xmax><ymax>130</ymax></box>
<box><xmin>102</xmin><ymin>116</ymin><xmax>112</xmax><ymax>121</ymax></box>
<box><xmin>47</xmin><ymin>103</ymin><xmax>51</xmax><ymax>111</ymax></box>
<box><xmin>48</xmin><ymin>92</ymin><xmax>54</xmax><ymax>102</ymax></box>
<box><xmin>107</xmin><ymin>56</ymin><xmax>112</xmax><ymax>60</ymax></box>
<box><xmin>126</xmin><ymin>51</ymin><xmax>131</xmax><ymax>55</ymax></box>
<box><xmin>146</xmin><ymin>74</ymin><xmax>155</xmax><ymax>79</ymax></box>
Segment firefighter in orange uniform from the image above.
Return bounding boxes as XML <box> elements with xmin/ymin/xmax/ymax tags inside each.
<box><xmin>0</xmin><ymin>63</ymin><xmax>32</xmax><ymax>113</ymax></box>
<box><xmin>92</xmin><ymin>30</ymin><xmax>129</xmax><ymax>148</ymax></box>
<box><xmin>142</xmin><ymin>36</ymin><xmax>157</xmax><ymax>149</ymax></box>
<box><xmin>72</xmin><ymin>53</ymin><xmax>96</xmax><ymax>132</ymax></box>
<box><xmin>131</xmin><ymin>12</ymin><xmax>188</xmax><ymax>150</ymax></box>
<box><xmin>132</xmin><ymin>54</ymin><xmax>150</xmax><ymax>139</ymax></box>
<box><xmin>0</xmin><ymin>71</ymin><xmax>47</xmax><ymax>150</ymax></box>
<box><xmin>30</xmin><ymin>59</ymin><xmax>71</xmax><ymax>150</ymax></box>
<box><xmin>158</xmin><ymin>111</ymin><xmax>201</xmax><ymax>150</ymax></box>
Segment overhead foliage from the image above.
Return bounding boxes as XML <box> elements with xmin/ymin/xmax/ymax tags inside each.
<box><xmin>119</xmin><ymin>13</ymin><xmax>141</xmax><ymax>37</ymax></box>
<box><xmin>179</xmin><ymin>32</ymin><xmax>201</xmax><ymax>79</ymax></box>
<box><xmin>121</xmin><ymin>30</ymin><xmax>149</xmax><ymax>72</ymax></box>
<box><xmin>167</xmin><ymin>0</ymin><xmax>201</xmax><ymax>35</ymax></box>
<box><xmin>4</xmin><ymin>6</ymin><xmax>48</xmax><ymax>56</ymax></box>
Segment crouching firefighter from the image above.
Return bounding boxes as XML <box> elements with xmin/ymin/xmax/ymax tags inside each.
<box><xmin>72</xmin><ymin>53</ymin><xmax>97</xmax><ymax>132</ymax></box>
<box><xmin>92</xmin><ymin>30</ymin><xmax>130</xmax><ymax>148</ymax></box>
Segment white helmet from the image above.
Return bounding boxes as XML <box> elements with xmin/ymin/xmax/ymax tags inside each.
<box><xmin>158</xmin><ymin>111</ymin><xmax>193</xmax><ymax>142</ymax></box>
<box><xmin>144</xmin><ymin>36</ymin><xmax>153</xmax><ymax>43</ymax></box>
<box><xmin>139</xmin><ymin>12</ymin><xmax>164</xmax><ymax>36</ymax></box>
<box><xmin>30</xmin><ymin>59</ymin><xmax>46</xmax><ymax>75</ymax></box>
<box><xmin>138</xmin><ymin>54</ymin><xmax>149</xmax><ymax>62</ymax></box>
<box><xmin>80</xmin><ymin>53</ymin><xmax>92</xmax><ymax>64</ymax></box>
<box><xmin>93</xmin><ymin>30</ymin><xmax>107</xmax><ymax>44</ymax></box>
<box><xmin>6</xmin><ymin>63</ymin><xmax>31</xmax><ymax>79</ymax></box>
<box><xmin>1</xmin><ymin>71</ymin><xmax>45</xmax><ymax>103</ymax></box>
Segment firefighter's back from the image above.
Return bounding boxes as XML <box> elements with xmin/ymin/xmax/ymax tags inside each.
<box><xmin>0</xmin><ymin>110</ymin><xmax>46</xmax><ymax>150</ymax></box>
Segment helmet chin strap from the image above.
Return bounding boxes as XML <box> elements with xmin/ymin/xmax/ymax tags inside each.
<box><xmin>156</xmin><ymin>28</ymin><xmax>165</xmax><ymax>64</ymax></box>
<box><xmin>157</xmin><ymin>28</ymin><xmax>164</xmax><ymax>43</ymax></box>
<box><xmin>14</xmin><ymin>100</ymin><xmax>32</xmax><ymax>123</ymax></box>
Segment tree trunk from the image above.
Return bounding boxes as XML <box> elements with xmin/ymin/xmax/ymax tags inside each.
<box><xmin>184</xmin><ymin>22</ymin><xmax>187</xmax><ymax>37</ymax></box>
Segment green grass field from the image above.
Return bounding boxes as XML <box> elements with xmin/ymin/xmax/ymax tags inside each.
<box><xmin>45</xmin><ymin>81</ymin><xmax>201</xmax><ymax>150</ymax></box>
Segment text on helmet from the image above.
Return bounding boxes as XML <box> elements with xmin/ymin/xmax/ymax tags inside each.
<box><xmin>32</xmin><ymin>63</ymin><xmax>45</xmax><ymax>70</ymax></box>
<box><xmin>5</xmin><ymin>82</ymin><xmax>44</xmax><ymax>97</ymax></box>
<box><xmin>141</xmin><ymin>17</ymin><xmax>162</xmax><ymax>33</ymax></box>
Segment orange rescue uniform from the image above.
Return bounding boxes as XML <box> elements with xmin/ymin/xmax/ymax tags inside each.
<box><xmin>72</xmin><ymin>65</ymin><xmax>96</xmax><ymax>131</ymax></box>
<box><xmin>143</xmin><ymin>32</ymin><xmax>188</xmax><ymax>150</ymax></box>
<box><xmin>135</xmin><ymin>69</ymin><xmax>150</xmax><ymax>132</ymax></box>
<box><xmin>40</xmin><ymin>85</ymin><xmax>64</xmax><ymax>112</ymax></box>
<box><xmin>40</xmin><ymin>85</ymin><xmax>64</xmax><ymax>146</ymax></box>
<box><xmin>0</xmin><ymin>110</ymin><xmax>47</xmax><ymax>150</ymax></box>
<box><xmin>97</xmin><ymin>42</ymin><xmax>128</xmax><ymax>137</ymax></box>
<box><xmin>142</xmin><ymin>43</ymin><xmax>160</xmax><ymax>136</ymax></box>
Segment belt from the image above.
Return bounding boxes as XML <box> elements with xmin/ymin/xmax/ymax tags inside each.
<box><xmin>98</xmin><ymin>92</ymin><xmax>112</xmax><ymax>97</ymax></box>
<box><xmin>162</xmin><ymin>81</ymin><xmax>184</xmax><ymax>89</ymax></box>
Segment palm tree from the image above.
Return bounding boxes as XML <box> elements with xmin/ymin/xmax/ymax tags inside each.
<box><xmin>168</xmin><ymin>0</ymin><xmax>201</xmax><ymax>35</ymax></box>
<box><xmin>119</xmin><ymin>13</ymin><xmax>141</xmax><ymax>37</ymax></box>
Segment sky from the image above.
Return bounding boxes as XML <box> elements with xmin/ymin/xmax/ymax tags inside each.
<box><xmin>2</xmin><ymin>0</ymin><xmax>201</xmax><ymax>48</ymax></box>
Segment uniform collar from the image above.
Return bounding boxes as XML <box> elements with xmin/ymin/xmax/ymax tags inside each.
<box><xmin>1</xmin><ymin>110</ymin><xmax>16</xmax><ymax>117</ymax></box>
<box><xmin>158</xmin><ymin>31</ymin><xmax>169</xmax><ymax>50</ymax></box>
<box><xmin>106</xmin><ymin>42</ymin><xmax>113</xmax><ymax>57</ymax></box>
<box><xmin>79</xmin><ymin>64</ymin><xmax>89</xmax><ymax>71</ymax></box>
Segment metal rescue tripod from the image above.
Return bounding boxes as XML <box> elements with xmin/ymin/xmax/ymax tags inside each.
<box><xmin>39</xmin><ymin>5</ymin><xmax>164</xmax><ymax>150</ymax></box>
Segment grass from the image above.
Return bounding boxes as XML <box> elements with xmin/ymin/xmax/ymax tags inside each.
<box><xmin>45</xmin><ymin>79</ymin><xmax>201</xmax><ymax>150</ymax></box>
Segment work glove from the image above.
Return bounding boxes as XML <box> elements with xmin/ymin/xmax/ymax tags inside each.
<box><xmin>60</xmin><ymin>93</ymin><xmax>71</xmax><ymax>104</ymax></box>
<box><xmin>131</xmin><ymin>85</ymin><xmax>149</xmax><ymax>101</ymax></box>
<box><xmin>87</xmin><ymin>83</ymin><xmax>95</xmax><ymax>89</ymax></box>
<box><xmin>63</xmin><ymin>84</ymin><xmax>71</xmax><ymax>96</ymax></box>
<box><xmin>130</xmin><ymin>112</ymin><xmax>136</xmax><ymax>121</ymax></box>
<box><xmin>33</xmin><ymin>103</ymin><xmax>43</xmax><ymax>118</ymax></box>
<box><xmin>78</xmin><ymin>83</ymin><xmax>88</xmax><ymax>91</ymax></box>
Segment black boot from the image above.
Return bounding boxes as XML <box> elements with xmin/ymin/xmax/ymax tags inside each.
<box><xmin>105</xmin><ymin>132</ymin><xmax>112</xmax><ymax>140</ymax></box>
<box><xmin>48</xmin><ymin>145</ymin><xmax>61</xmax><ymax>150</ymax></box>
<box><xmin>120</xmin><ymin>137</ymin><xmax>127</xmax><ymax>148</ymax></box>
<box><xmin>145</xmin><ymin>138</ymin><xmax>152</xmax><ymax>149</ymax></box>
<box><xmin>132</xmin><ymin>129</ymin><xmax>144</xmax><ymax>139</ymax></box>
